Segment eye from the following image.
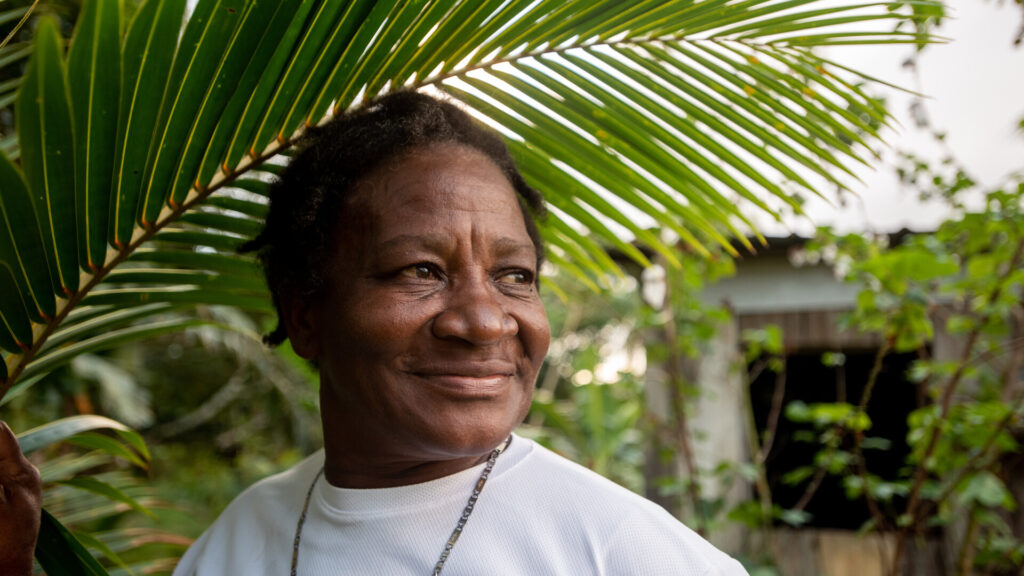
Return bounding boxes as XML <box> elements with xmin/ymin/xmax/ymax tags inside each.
<box><xmin>399</xmin><ymin>264</ymin><xmax>439</xmax><ymax>280</ymax></box>
<box><xmin>497</xmin><ymin>270</ymin><xmax>533</xmax><ymax>285</ymax></box>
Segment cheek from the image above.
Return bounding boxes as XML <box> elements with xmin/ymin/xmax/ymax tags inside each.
<box><xmin>337</xmin><ymin>298</ymin><xmax>434</xmax><ymax>356</ymax></box>
<box><xmin>521</xmin><ymin>303</ymin><xmax>551</xmax><ymax>368</ymax></box>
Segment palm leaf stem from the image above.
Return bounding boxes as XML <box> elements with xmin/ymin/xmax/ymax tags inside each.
<box><xmin>419</xmin><ymin>35</ymin><xmax>929</xmax><ymax>92</ymax></box>
<box><xmin>0</xmin><ymin>0</ymin><xmax>39</xmax><ymax>51</ymax></box>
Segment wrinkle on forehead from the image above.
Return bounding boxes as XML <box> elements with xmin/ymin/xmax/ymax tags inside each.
<box><xmin>332</xmin><ymin>144</ymin><xmax>530</xmax><ymax>272</ymax></box>
<box><xmin>392</xmin><ymin>190</ymin><xmax>518</xmax><ymax>217</ymax></box>
<box><xmin>375</xmin><ymin>232</ymin><xmax>535</xmax><ymax>260</ymax></box>
<box><xmin>348</xmin><ymin>144</ymin><xmax>516</xmax><ymax>210</ymax></box>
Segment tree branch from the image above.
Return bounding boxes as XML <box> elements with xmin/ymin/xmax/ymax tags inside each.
<box><xmin>660</xmin><ymin>261</ymin><xmax>705</xmax><ymax>536</ymax></box>
<box><xmin>853</xmin><ymin>334</ymin><xmax>896</xmax><ymax>534</ymax></box>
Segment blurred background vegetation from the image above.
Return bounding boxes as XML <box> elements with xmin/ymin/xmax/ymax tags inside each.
<box><xmin>2</xmin><ymin>0</ymin><xmax>1023</xmax><ymax>574</ymax></box>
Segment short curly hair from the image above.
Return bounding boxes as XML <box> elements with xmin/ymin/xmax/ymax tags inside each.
<box><xmin>240</xmin><ymin>91</ymin><xmax>546</xmax><ymax>346</ymax></box>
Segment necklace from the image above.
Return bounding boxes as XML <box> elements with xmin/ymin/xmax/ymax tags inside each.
<box><xmin>290</xmin><ymin>436</ymin><xmax>513</xmax><ymax>576</ymax></box>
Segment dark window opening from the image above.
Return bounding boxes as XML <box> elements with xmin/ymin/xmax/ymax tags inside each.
<box><xmin>749</xmin><ymin>349</ymin><xmax>920</xmax><ymax>530</ymax></box>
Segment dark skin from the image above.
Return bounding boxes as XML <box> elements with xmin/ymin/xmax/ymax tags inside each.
<box><xmin>284</xmin><ymin>144</ymin><xmax>550</xmax><ymax>488</ymax></box>
<box><xmin>0</xmin><ymin>420</ymin><xmax>42</xmax><ymax>576</ymax></box>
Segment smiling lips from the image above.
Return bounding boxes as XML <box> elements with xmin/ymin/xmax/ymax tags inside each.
<box><xmin>410</xmin><ymin>361</ymin><xmax>516</xmax><ymax>396</ymax></box>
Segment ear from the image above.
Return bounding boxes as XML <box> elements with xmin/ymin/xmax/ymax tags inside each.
<box><xmin>281</xmin><ymin>296</ymin><xmax>320</xmax><ymax>360</ymax></box>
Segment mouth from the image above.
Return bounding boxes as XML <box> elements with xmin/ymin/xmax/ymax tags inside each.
<box><xmin>409</xmin><ymin>362</ymin><xmax>516</xmax><ymax>397</ymax></box>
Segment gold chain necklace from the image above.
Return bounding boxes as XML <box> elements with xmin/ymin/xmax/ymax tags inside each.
<box><xmin>289</xmin><ymin>436</ymin><xmax>512</xmax><ymax>576</ymax></box>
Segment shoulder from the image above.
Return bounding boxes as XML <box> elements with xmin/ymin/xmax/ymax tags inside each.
<box><xmin>500</xmin><ymin>437</ymin><xmax>748</xmax><ymax>576</ymax></box>
<box><xmin>213</xmin><ymin>449</ymin><xmax>325</xmax><ymax>529</ymax></box>
<box><xmin>503</xmin><ymin>437</ymin><xmax>666</xmax><ymax>520</ymax></box>
<box><xmin>172</xmin><ymin>451</ymin><xmax>325</xmax><ymax>576</ymax></box>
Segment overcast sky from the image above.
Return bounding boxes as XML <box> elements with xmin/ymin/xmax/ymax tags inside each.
<box><xmin>761</xmin><ymin>0</ymin><xmax>1024</xmax><ymax>236</ymax></box>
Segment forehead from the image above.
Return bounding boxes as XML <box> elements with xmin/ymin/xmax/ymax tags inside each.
<box><xmin>343</xmin><ymin>144</ymin><xmax>528</xmax><ymax>238</ymax></box>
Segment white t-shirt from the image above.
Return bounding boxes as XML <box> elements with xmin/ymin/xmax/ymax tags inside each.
<box><xmin>174</xmin><ymin>435</ymin><xmax>748</xmax><ymax>575</ymax></box>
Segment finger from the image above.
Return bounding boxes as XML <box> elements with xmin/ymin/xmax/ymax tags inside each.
<box><xmin>0</xmin><ymin>421</ymin><xmax>28</xmax><ymax>476</ymax></box>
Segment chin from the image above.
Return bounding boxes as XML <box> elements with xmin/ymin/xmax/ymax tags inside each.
<box><xmin>425</xmin><ymin>405</ymin><xmax>527</xmax><ymax>456</ymax></box>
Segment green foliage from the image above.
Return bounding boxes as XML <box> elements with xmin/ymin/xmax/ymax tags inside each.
<box><xmin>36</xmin><ymin>508</ymin><xmax>109</xmax><ymax>576</ymax></box>
<box><xmin>791</xmin><ymin>142</ymin><xmax>1024</xmax><ymax>571</ymax></box>
<box><xmin>525</xmin><ymin>275</ymin><xmax>649</xmax><ymax>492</ymax></box>
<box><xmin>0</xmin><ymin>1</ymin><xmax>949</xmax><ymax>574</ymax></box>
<box><xmin>530</xmin><ymin>377</ymin><xmax>646</xmax><ymax>490</ymax></box>
<box><xmin>785</xmin><ymin>400</ymin><xmax>872</xmax><ymax>432</ymax></box>
<box><xmin>728</xmin><ymin>499</ymin><xmax>811</xmax><ymax>529</ymax></box>
<box><xmin>18</xmin><ymin>414</ymin><xmax>143</xmax><ymax>456</ymax></box>
<box><xmin>528</xmin><ymin>244</ymin><xmax>737</xmax><ymax>510</ymax></box>
<box><xmin>0</xmin><ymin>0</ymin><xmax>939</xmax><ymax>397</ymax></box>
<box><xmin>960</xmin><ymin>471</ymin><xmax>1014</xmax><ymax>510</ymax></box>
<box><xmin>743</xmin><ymin>325</ymin><xmax>784</xmax><ymax>372</ymax></box>
<box><xmin>16</xmin><ymin>414</ymin><xmax>185</xmax><ymax>575</ymax></box>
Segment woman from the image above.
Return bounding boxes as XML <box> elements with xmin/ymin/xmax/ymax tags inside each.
<box><xmin>0</xmin><ymin>92</ymin><xmax>747</xmax><ymax>575</ymax></box>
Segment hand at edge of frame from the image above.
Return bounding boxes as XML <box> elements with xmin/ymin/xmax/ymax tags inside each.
<box><xmin>0</xmin><ymin>420</ymin><xmax>42</xmax><ymax>576</ymax></box>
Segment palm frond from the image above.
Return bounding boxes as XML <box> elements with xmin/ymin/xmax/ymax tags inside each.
<box><xmin>0</xmin><ymin>0</ymin><xmax>941</xmax><ymax>396</ymax></box>
<box><xmin>26</xmin><ymin>419</ymin><xmax>180</xmax><ymax>575</ymax></box>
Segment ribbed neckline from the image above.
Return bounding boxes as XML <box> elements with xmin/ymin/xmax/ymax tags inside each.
<box><xmin>314</xmin><ymin>434</ymin><xmax>532</xmax><ymax>517</ymax></box>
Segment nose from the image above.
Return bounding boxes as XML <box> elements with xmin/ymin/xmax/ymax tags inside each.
<box><xmin>431</xmin><ymin>276</ymin><xmax>517</xmax><ymax>345</ymax></box>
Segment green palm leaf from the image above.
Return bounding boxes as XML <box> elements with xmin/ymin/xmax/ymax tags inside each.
<box><xmin>68</xmin><ymin>0</ymin><xmax>120</xmax><ymax>273</ymax></box>
<box><xmin>0</xmin><ymin>0</ymin><xmax>940</xmax><ymax>401</ymax></box>
<box><xmin>36</xmin><ymin>508</ymin><xmax>109</xmax><ymax>576</ymax></box>
<box><xmin>16</xmin><ymin>413</ymin><xmax>142</xmax><ymax>455</ymax></box>
<box><xmin>111</xmin><ymin>0</ymin><xmax>186</xmax><ymax>247</ymax></box>
<box><xmin>22</xmin><ymin>416</ymin><xmax>174</xmax><ymax>575</ymax></box>
<box><xmin>16</xmin><ymin>16</ymin><xmax>76</xmax><ymax>296</ymax></box>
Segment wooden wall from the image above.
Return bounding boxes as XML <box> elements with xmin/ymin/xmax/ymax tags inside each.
<box><xmin>739</xmin><ymin>309</ymin><xmax>881</xmax><ymax>351</ymax></box>
<box><xmin>769</xmin><ymin>529</ymin><xmax>948</xmax><ymax>576</ymax></box>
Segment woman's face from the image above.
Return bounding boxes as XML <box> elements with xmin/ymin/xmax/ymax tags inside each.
<box><xmin>289</xmin><ymin>144</ymin><xmax>550</xmax><ymax>473</ymax></box>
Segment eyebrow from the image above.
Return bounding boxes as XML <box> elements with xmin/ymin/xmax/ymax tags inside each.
<box><xmin>489</xmin><ymin>237</ymin><xmax>537</xmax><ymax>259</ymax></box>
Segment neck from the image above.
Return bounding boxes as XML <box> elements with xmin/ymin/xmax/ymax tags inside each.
<box><xmin>318</xmin><ymin>388</ymin><xmax>499</xmax><ymax>489</ymax></box>
<box><xmin>320</xmin><ymin>444</ymin><xmax>493</xmax><ymax>489</ymax></box>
